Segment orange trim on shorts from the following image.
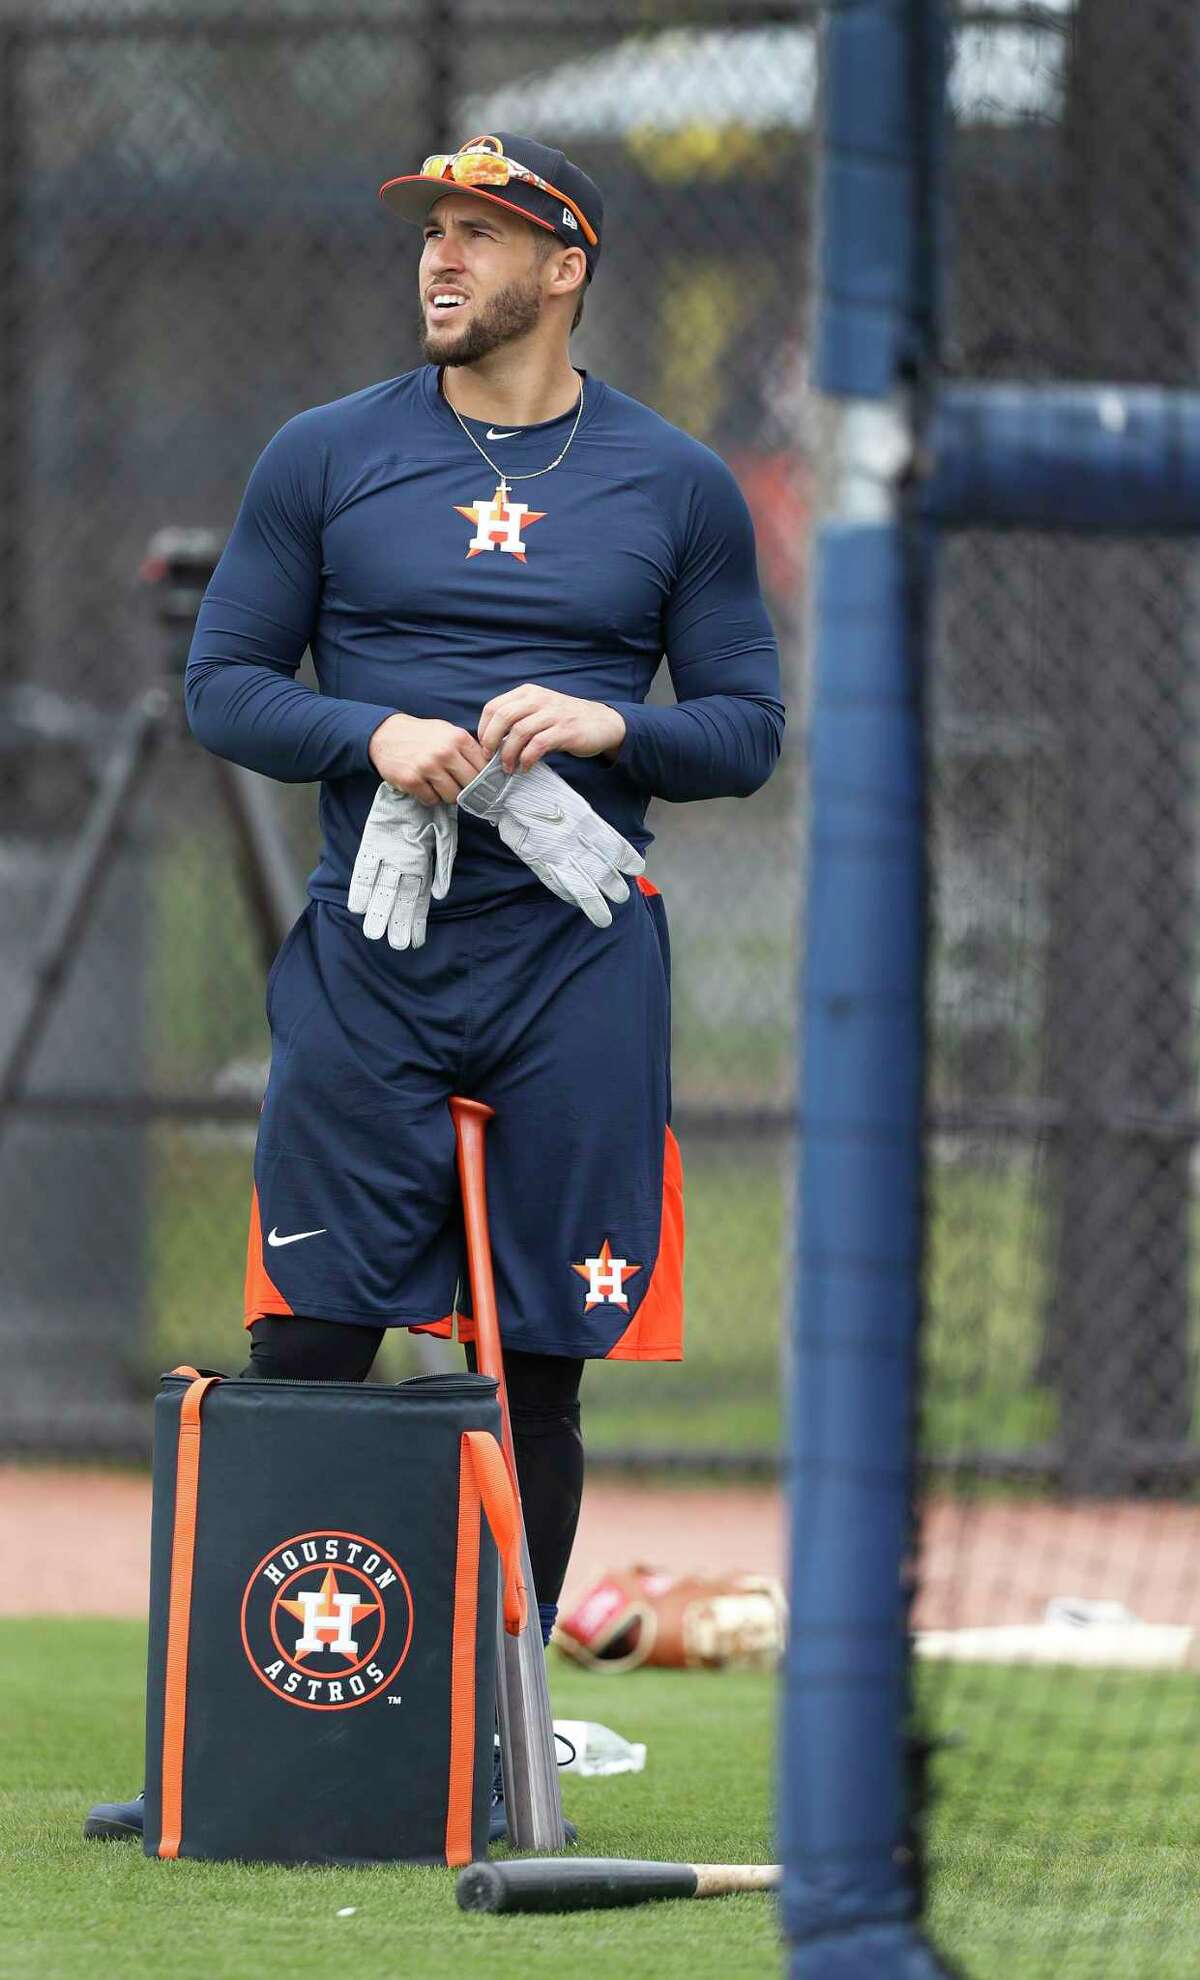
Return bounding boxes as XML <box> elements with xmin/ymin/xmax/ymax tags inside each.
<box><xmin>606</xmin><ymin>1126</ymin><xmax>685</xmax><ymax>1361</ymax></box>
<box><xmin>409</xmin><ymin>1310</ymin><xmax>465</xmax><ymax>1341</ymax></box>
<box><xmin>243</xmin><ymin>1184</ymin><xmax>294</xmax><ymax>1326</ymax></box>
<box><xmin>636</xmin><ymin>874</ymin><xmax>660</xmax><ymax>897</ymax></box>
<box><xmin>158</xmin><ymin>1372</ymin><xmax>222</xmax><ymax>1859</ymax></box>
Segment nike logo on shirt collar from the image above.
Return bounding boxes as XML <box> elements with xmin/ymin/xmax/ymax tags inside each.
<box><xmin>486</xmin><ymin>427</ymin><xmax>521</xmax><ymax>440</ymax></box>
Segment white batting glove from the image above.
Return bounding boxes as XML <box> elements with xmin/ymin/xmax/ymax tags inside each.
<box><xmin>347</xmin><ymin>783</ymin><xmax>456</xmax><ymax>950</ymax></box>
<box><xmin>457</xmin><ymin>754</ymin><xmax>644</xmax><ymax>929</ymax></box>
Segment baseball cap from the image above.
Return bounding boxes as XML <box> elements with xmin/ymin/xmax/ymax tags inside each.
<box><xmin>379</xmin><ymin>133</ymin><xmax>603</xmax><ymax>280</ymax></box>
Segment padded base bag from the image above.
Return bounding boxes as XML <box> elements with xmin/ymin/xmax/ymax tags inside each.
<box><xmin>143</xmin><ymin>1367</ymin><xmax>524</xmax><ymax>1867</ymax></box>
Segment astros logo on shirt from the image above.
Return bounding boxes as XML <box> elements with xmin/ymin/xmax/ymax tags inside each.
<box><xmin>454</xmin><ymin>482</ymin><xmax>546</xmax><ymax>561</ymax></box>
<box><xmin>240</xmin><ymin>1529</ymin><xmax>414</xmax><ymax>1710</ymax></box>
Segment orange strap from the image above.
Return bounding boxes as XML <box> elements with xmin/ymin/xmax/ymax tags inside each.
<box><xmin>157</xmin><ymin>1372</ymin><xmax>221</xmax><ymax>1860</ymax></box>
<box><xmin>444</xmin><ymin>1429</ymin><xmax>527</xmax><ymax>1866</ymax></box>
<box><xmin>467</xmin><ymin>1429</ymin><xmax>526</xmax><ymax>1636</ymax></box>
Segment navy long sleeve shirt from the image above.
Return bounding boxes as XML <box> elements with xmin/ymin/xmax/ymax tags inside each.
<box><xmin>185</xmin><ymin>365</ymin><xmax>784</xmax><ymax>914</ymax></box>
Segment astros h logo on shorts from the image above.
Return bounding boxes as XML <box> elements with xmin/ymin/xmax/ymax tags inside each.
<box><xmin>240</xmin><ymin>1529</ymin><xmax>414</xmax><ymax>1711</ymax></box>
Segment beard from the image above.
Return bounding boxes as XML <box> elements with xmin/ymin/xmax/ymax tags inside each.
<box><xmin>419</xmin><ymin>269</ymin><xmax>543</xmax><ymax>366</ymax></box>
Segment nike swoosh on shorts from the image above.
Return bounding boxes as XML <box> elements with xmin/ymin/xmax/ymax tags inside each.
<box><xmin>267</xmin><ymin>1226</ymin><xmax>327</xmax><ymax>1247</ymax></box>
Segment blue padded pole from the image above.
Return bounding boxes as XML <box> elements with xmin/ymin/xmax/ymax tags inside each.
<box><xmin>785</xmin><ymin>524</ymin><xmax>951</xmax><ymax>1979</ymax></box>
<box><xmin>815</xmin><ymin>0</ymin><xmax>945</xmax><ymax>399</ymax></box>
<box><xmin>785</xmin><ymin>2</ymin><xmax>956</xmax><ymax>1974</ymax></box>
<box><xmin>923</xmin><ymin>382</ymin><xmax>1200</xmax><ymax>533</ymax></box>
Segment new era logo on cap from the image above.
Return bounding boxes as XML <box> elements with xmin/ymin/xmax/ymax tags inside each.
<box><xmin>561</xmin><ymin>208</ymin><xmax>579</xmax><ymax>230</ymax></box>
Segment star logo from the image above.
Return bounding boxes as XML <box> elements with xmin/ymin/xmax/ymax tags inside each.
<box><xmin>277</xmin><ymin>1566</ymin><xmax>381</xmax><ymax>1663</ymax></box>
<box><xmin>571</xmin><ymin>1237</ymin><xmax>642</xmax><ymax>1310</ymax></box>
<box><xmin>454</xmin><ymin>483</ymin><xmax>546</xmax><ymax>561</ymax></box>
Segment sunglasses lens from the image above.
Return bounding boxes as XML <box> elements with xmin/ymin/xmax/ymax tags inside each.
<box><xmin>453</xmin><ymin>154</ymin><xmax>509</xmax><ymax>187</ymax></box>
<box><xmin>413</xmin><ymin>150</ymin><xmax>592</xmax><ymax>244</ymax></box>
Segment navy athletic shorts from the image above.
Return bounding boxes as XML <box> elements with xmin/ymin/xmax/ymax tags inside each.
<box><xmin>243</xmin><ymin>877</ymin><xmax>684</xmax><ymax>1361</ymax></box>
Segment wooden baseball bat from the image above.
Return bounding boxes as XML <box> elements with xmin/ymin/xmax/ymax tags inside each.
<box><xmin>456</xmin><ymin>1857</ymin><xmax>780</xmax><ymax>1914</ymax></box>
<box><xmin>449</xmin><ymin>1095</ymin><xmax>567</xmax><ymax>1854</ymax></box>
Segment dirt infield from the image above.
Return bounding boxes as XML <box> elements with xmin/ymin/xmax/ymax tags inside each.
<box><xmin>5</xmin><ymin>1463</ymin><xmax>1200</xmax><ymax>1629</ymax></box>
<box><xmin>913</xmin><ymin>1495</ymin><xmax>1200</xmax><ymax>1631</ymax></box>
<box><xmin>0</xmin><ymin>1465</ymin><xmax>784</xmax><ymax>1620</ymax></box>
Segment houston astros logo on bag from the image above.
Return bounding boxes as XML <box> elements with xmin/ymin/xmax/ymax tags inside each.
<box><xmin>240</xmin><ymin>1529</ymin><xmax>414</xmax><ymax>1711</ymax></box>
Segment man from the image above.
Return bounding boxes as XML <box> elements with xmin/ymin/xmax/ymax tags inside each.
<box><xmin>85</xmin><ymin>133</ymin><xmax>783</xmax><ymax>1842</ymax></box>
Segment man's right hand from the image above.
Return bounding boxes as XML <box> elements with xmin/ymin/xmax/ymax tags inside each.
<box><xmin>458</xmin><ymin>753</ymin><xmax>644</xmax><ymax>928</ymax></box>
<box><xmin>368</xmin><ymin>713</ymin><xmax>490</xmax><ymax>805</ymax></box>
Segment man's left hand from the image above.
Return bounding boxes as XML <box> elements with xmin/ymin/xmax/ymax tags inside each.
<box><xmin>477</xmin><ymin>686</ymin><xmax>626</xmax><ymax>773</ymax></box>
<box><xmin>348</xmin><ymin>783</ymin><xmax>457</xmax><ymax>950</ymax></box>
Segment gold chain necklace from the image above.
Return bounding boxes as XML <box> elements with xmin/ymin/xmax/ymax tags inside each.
<box><xmin>445</xmin><ymin>375</ymin><xmax>585</xmax><ymax>506</ymax></box>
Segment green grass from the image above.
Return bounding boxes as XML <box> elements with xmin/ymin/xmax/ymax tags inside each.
<box><xmin>0</xmin><ymin>1620</ymin><xmax>776</xmax><ymax>1980</ymax></box>
<box><xmin>923</xmin><ymin>1160</ymin><xmax>1057</xmax><ymax>1458</ymax></box>
<box><xmin>922</xmin><ymin>1663</ymin><xmax>1200</xmax><ymax>1976</ymax></box>
<box><xmin>147</xmin><ymin>828</ymin><xmax>273</xmax><ymax>1088</ymax></box>
<box><xmin>8</xmin><ymin>1623</ymin><xmax>1200</xmax><ymax>1977</ymax></box>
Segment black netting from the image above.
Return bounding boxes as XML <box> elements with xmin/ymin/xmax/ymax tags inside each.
<box><xmin>918</xmin><ymin>6</ymin><xmax>1200</xmax><ymax>1973</ymax></box>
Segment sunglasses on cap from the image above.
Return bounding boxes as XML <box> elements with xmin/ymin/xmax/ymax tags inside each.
<box><xmin>419</xmin><ymin>142</ymin><xmax>599</xmax><ymax>248</ymax></box>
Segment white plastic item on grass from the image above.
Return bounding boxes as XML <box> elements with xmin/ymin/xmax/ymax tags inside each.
<box><xmin>552</xmin><ymin>1719</ymin><xmax>647</xmax><ymax>1776</ymax></box>
<box><xmin>1043</xmin><ymin>1596</ymin><xmax>1138</xmax><ymax>1628</ymax></box>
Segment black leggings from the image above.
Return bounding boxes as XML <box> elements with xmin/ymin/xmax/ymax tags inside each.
<box><xmin>243</xmin><ymin>1317</ymin><xmax>584</xmax><ymax>1609</ymax></box>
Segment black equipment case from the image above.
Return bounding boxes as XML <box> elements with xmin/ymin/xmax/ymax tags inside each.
<box><xmin>143</xmin><ymin>1367</ymin><xmax>523</xmax><ymax>1867</ymax></box>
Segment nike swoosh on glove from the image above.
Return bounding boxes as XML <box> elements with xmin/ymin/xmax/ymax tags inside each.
<box><xmin>347</xmin><ymin>783</ymin><xmax>456</xmax><ymax>950</ymax></box>
<box><xmin>457</xmin><ymin>754</ymin><xmax>644</xmax><ymax>928</ymax></box>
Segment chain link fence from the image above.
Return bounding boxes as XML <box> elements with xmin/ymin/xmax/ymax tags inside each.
<box><xmin>918</xmin><ymin>4</ymin><xmax>1200</xmax><ymax>1972</ymax></box>
<box><xmin>927</xmin><ymin>0</ymin><xmax>1200</xmax><ymax>1493</ymax></box>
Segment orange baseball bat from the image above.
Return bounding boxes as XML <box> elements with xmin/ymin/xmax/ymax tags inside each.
<box><xmin>449</xmin><ymin>1096</ymin><xmax>566</xmax><ymax>1854</ymax></box>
